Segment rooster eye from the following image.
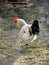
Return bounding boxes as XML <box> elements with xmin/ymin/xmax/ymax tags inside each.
<box><xmin>24</xmin><ymin>31</ymin><xmax>25</xmax><ymax>33</ymax></box>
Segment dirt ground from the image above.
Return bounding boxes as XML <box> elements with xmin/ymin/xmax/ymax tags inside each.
<box><xmin>0</xmin><ymin>14</ymin><xmax>49</xmax><ymax>65</ymax></box>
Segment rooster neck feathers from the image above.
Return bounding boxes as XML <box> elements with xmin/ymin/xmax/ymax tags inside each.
<box><xmin>14</xmin><ymin>17</ymin><xmax>27</xmax><ymax>31</ymax></box>
<box><xmin>18</xmin><ymin>19</ymin><xmax>27</xmax><ymax>25</ymax></box>
<box><xmin>14</xmin><ymin>17</ymin><xmax>27</xmax><ymax>25</ymax></box>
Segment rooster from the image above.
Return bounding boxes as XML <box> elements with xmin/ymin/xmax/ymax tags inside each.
<box><xmin>13</xmin><ymin>17</ymin><xmax>40</xmax><ymax>42</ymax></box>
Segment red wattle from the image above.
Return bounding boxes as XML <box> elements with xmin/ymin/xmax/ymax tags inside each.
<box><xmin>13</xmin><ymin>17</ymin><xmax>18</xmax><ymax>24</ymax></box>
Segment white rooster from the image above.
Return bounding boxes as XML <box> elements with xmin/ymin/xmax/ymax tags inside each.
<box><xmin>13</xmin><ymin>17</ymin><xmax>40</xmax><ymax>42</ymax></box>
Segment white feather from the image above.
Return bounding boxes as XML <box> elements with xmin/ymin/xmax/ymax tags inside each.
<box><xmin>18</xmin><ymin>19</ymin><xmax>27</xmax><ymax>25</ymax></box>
<box><xmin>30</xmin><ymin>35</ymin><xmax>37</xmax><ymax>42</ymax></box>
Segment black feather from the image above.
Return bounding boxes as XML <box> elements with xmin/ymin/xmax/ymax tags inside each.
<box><xmin>29</xmin><ymin>20</ymin><xmax>40</xmax><ymax>35</ymax></box>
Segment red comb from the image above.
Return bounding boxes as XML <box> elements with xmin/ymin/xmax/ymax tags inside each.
<box><xmin>13</xmin><ymin>17</ymin><xmax>18</xmax><ymax>24</ymax></box>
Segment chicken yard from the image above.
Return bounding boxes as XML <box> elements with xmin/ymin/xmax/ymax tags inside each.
<box><xmin>0</xmin><ymin>0</ymin><xmax>49</xmax><ymax>65</ymax></box>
